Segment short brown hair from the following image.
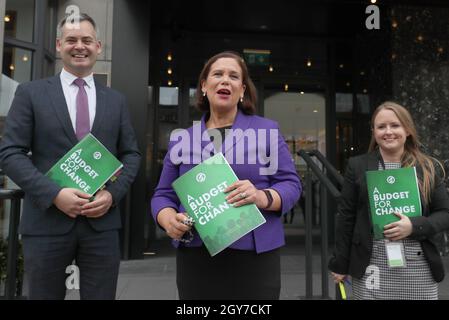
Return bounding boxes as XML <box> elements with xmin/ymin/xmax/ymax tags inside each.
<box><xmin>57</xmin><ymin>12</ymin><xmax>99</xmax><ymax>39</ymax></box>
<box><xmin>196</xmin><ymin>51</ymin><xmax>257</xmax><ymax>115</ymax></box>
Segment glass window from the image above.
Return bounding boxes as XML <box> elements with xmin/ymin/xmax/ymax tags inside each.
<box><xmin>159</xmin><ymin>87</ymin><xmax>178</xmax><ymax>106</ymax></box>
<box><xmin>356</xmin><ymin>94</ymin><xmax>370</xmax><ymax>114</ymax></box>
<box><xmin>336</xmin><ymin>93</ymin><xmax>353</xmax><ymax>113</ymax></box>
<box><xmin>2</xmin><ymin>44</ymin><xmax>33</xmax><ymax>83</ymax></box>
<box><xmin>264</xmin><ymin>89</ymin><xmax>326</xmax><ymax>173</ymax></box>
<box><xmin>5</xmin><ymin>0</ymin><xmax>35</xmax><ymax>43</ymax></box>
<box><xmin>189</xmin><ymin>87</ymin><xmax>202</xmax><ymax>123</ymax></box>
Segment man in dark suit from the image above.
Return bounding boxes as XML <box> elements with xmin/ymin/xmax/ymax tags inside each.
<box><xmin>0</xmin><ymin>13</ymin><xmax>141</xmax><ymax>299</ymax></box>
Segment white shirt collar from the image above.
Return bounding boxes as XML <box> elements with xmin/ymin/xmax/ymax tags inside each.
<box><xmin>60</xmin><ymin>68</ymin><xmax>95</xmax><ymax>88</ymax></box>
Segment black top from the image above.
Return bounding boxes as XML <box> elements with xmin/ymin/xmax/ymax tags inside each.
<box><xmin>207</xmin><ymin>125</ymin><xmax>232</xmax><ymax>151</ymax></box>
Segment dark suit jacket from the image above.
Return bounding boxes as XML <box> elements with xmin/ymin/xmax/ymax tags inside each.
<box><xmin>328</xmin><ymin>151</ymin><xmax>449</xmax><ymax>282</ymax></box>
<box><xmin>0</xmin><ymin>74</ymin><xmax>141</xmax><ymax>235</ymax></box>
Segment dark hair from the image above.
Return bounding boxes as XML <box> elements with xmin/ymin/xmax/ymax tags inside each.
<box><xmin>196</xmin><ymin>51</ymin><xmax>257</xmax><ymax>115</ymax></box>
<box><xmin>58</xmin><ymin>13</ymin><xmax>98</xmax><ymax>38</ymax></box>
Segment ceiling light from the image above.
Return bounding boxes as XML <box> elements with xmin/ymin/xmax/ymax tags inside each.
<box><xmin>22</xmin><ymin>55</ymin><xmax>29</xmax><ymax>62</ymax></box>
<box><xmin>371</xmin><ymin>0</ymin><xmax>377</xmax><ymax>3</ymax></box>
<box><xmin>269</xmin><ymin>66</ymin><xmax>274</xmax><ymax>72</ymax></box>
<box><xmin>168</xmin><ymin>80</ymin><xmax>172</xmax><ymax>86</ymax></box>
<box><xmin>306</xmin><ymin>59</ymin><xmax>312</xmax><ymax>67</ymax></box>
<box><xmin>339</xmin><ymin>64</ymin><xmax>344</xmax><ymax>69</ymax></box>
<box><xmin>9</xmin><ymin>64</ymin><xmax>15</xmax><ymax>71</ymax></box>
<box><xmin>284</xmin><ymin>84</ymin><xmax>289</xmax><ymax>92</ymax></box>
<box><xmin>300</xmin><ymin>91</ymin><xmax>305</xmax><ymax>95</ymax></box>
<box><xmin>167</xmin><ymin>68</ymin><xmax>172</xmax><ymax>75</ymax></box>
<box><xmin>4</xmin><ymin>15</ymin><xmax>11</xmax><ymax>22</ymax></box>
<box><xmin>167</xmin><ymin>53</ymin><xmax>172</xmax><ymax>61</ymax></box>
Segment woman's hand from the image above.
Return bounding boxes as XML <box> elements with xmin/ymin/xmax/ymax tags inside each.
<box><xmin>331</xmin><ymin>272</ymin><xmax>347</xmax><ymax>283</ymax></box>
<box><xmin>383</xmin><ymin>211</ymin><xmax>413</xmax><ymax>241</ymax></box>
<box><xmin>157</xmin><ymin>209</ymin><xmax>192</xmax><ymax>241</ymax></box>
<box><xmin>224</xmin><ymin>180</ymin><xmax>268</xmax><ymax>208</ymax></box>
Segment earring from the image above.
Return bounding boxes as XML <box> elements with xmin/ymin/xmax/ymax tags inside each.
<box><xmin>203</xmin><ymin>91</ymin><xmax>206</xmax><ymax>97</ymax></box>
<box><xmin>240</xmin><ymin>96</ymin><xmax>244</xmax><ymax>103</ymax></box>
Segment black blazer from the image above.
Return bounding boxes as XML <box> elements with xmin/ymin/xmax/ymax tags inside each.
<box><xmin>0</xmin><ymin>75</ymin><xmax>141</xmax><ymax>235</ymax></box>
<box><xmin>328</xmin><ymin>151</ymin><xmax>449</xmax><ymax>282</ymax></box>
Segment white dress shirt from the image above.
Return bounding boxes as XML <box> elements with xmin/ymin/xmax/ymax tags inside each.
<box><xmin>60</xmin><ymin>68</ymin><xmax>96</xmax><ymax>132</ymax></box>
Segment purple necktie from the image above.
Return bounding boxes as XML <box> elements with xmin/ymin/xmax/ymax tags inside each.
<box><xmin>73</xmin><ymin>78</ymin><xmax>90</xmax><ymax>140</ymax></box>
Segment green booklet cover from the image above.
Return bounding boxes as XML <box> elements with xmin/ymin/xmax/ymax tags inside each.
<box><xmin>172</xmin><ymin>152</ymin><xmax>266</xmax><ymax>256</ymax></box>
<box><xmin>46</xmin><ymin>133</ymin><xmax>123</xmax><ymax>196</ymax></box>
<box><xmin>366</xmin><ymin>167</ymin><xmax>422</xmax><ymax>239</ymax></box>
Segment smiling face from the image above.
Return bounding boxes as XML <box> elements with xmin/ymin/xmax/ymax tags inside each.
<box><xmin>56</xmin><ymin>20</ymin><xmax>102</xmax><ymax>78</ymax></box>
<box><xmin>373</xmin><ymin>108</ymin><xmax>409</xmax><ymax>156</ymax></box>
<box><xmin>201</xmin><ymin>57</ymin><xmax>246</xmax><ymax>112</ymax></box>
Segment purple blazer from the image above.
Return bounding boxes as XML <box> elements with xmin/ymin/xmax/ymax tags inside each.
<box><xmin>151</xmin><ymin>109</ymin><xmax>302</xmax><ymax>253</ymax></box>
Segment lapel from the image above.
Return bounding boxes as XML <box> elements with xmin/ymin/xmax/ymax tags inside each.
<box><xmin>360</xmin><ymin>151</ymin><xmax>379</xmax><ymax>202</ymax></box>
<box><xmin>91</xmin><ymin>80</ymin><xmax>106</xmax><ymax>135</ymax></box>
<box><xmin>47</xmin><ymin>75</ymin><xmax>77</xmax><ymax>144</ymax></box>
<box><xmin>221</xmin><ymin>109</ymin><xmax>252</xmax><ymax>154</ymax></box>
<box><xmin>196</xmin><ymin>108</ymin><xmax>252</xmax><ymax>157</ymax></box>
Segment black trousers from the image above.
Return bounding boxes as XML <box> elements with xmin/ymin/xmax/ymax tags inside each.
<box><xmin>22</xmin><ymin>216</ymin><xmax>120</xmax><ymax>300</ymax></box>
<box><xmin>176</xmin><ymin>246</ymin><xmax>281</xmax><ymax>300</ymax></box>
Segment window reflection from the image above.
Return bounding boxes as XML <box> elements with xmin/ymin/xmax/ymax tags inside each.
<box><xmin>159</xmin><ymin>87</ymin><xmax>178</xmax><ymax>106</ymax></box>
<box><xmin>2</xmin><ymin>45</ymin><xmax>33</xmax><ymax>83</ymax></box>
<box><xmin>5</xmin><ymin>0</ymin><xmax>35</xmax><ymax>43</ymax></box>
<box><xmin>264</xmin><ymin>90</ymin><xmax>326</xmax><ymax>171</ymax></box>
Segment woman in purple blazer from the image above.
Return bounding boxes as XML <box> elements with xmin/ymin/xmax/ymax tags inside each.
<box><xmin>151</xmin><ymin>51</ymin><xmax>301</xmax><ymax>299</ymax></box>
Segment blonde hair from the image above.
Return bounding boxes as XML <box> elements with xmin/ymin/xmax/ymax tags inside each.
<box><xmin>368</xmin><ymin>101</ymin><xmax>444</xmax><ymax>205</ymax></box>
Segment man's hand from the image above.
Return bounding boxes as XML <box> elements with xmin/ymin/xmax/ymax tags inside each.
<box><xmin>81</xmin><ymin>190</ymin><xmax>113</xmax><ymax>218</ymax></box>
<box><xmin>53</xmin><ymin>188</ymin><xmax>91</xmax><ymax>218</ymax></box>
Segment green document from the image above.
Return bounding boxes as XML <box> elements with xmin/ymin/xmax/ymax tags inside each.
<box><xmin>172</xmin><ymin>152</ymin><xmax>266</xmax><ymax>256</ymax></box>
<box><xmin>46</xmin><ymin>133</ymin><xmax>123</xmax><ymax>196</ymax></box>
<box><xmin>366</xmin><ymin>167</ymin><xmax>422</xmax><ymax>239</ymax></box>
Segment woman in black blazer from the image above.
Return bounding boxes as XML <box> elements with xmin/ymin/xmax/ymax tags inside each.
<box><xmin>329</xmin><ymin>101</ymin><xmax>449</xmax><ymax>299</ymax></box>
